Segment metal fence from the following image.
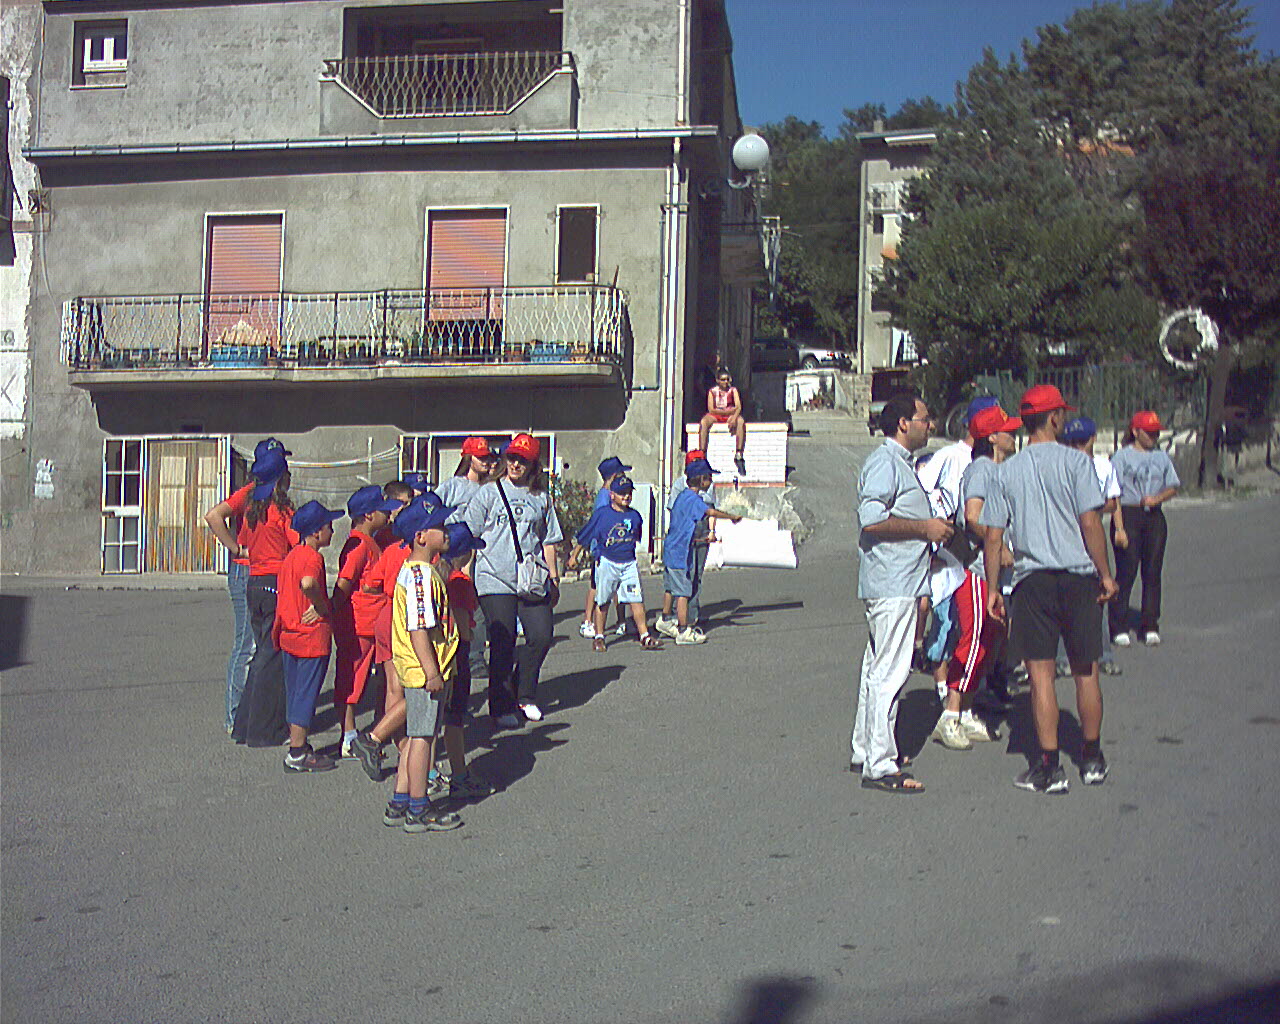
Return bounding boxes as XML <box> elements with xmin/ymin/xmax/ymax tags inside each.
<box><xmin>322</xmin><ymin>51</ymin><xmax>571</xmax><ymax>117</ymax></box>
<box><xmin>61</xmin><ymin>286</ymin><xmax>630</xmax><ymax>371</ymax></box>
<box><xmin>976</xmin><ymin>363</ymin><xmax>1207</xmax><ymax>445</ymax></box>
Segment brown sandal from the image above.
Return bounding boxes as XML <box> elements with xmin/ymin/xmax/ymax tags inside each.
<box><xmin>592</xmin><ymin>637</ymin><xmax>607</xmax><ymax>653</ymax></box>
<box><xmin>639</xmin><ymin>633</ymin><xmax>664</xmax><ymax>651</ymax></box>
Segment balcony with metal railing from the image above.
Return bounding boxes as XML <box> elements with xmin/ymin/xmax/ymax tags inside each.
<box><xmin>62</xmin><ymin>285</ymin><xmax>630</xmax><ymax>390</ymax></box>
<box><xmin>319</xmin><ymin>51</ymin><xmax>578</xmax><ymax>134</ymax></box>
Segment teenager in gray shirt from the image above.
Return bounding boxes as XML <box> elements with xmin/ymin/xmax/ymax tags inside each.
<box><xmin>980</xmin><ymin>385</ymin><xmax>1117</xmax><ymax>795</ymax></box>
<box><xmin>852</xmin><ymin>393</ymin><xmax>954</xmax><ymax>793</ymax></box>
<box><xmin>464</xmin><ymin>434</ymin><xmax>563</xmax><ymax>728</ymax></box>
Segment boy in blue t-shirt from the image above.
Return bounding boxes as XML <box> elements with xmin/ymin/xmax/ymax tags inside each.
<box><xmin>568</xmin><ymin>475</ymin><xmax>664</xmax><ymax>651</ymax></box>
<box><xmin>578</xmin><ymin>456</ymin><xmax>632</xmax><ymax>640</ymax></box>
<box><xmin>662</xmin><ymin>459</ymin><xmax>740</xmax><ymax>645</ymax></box>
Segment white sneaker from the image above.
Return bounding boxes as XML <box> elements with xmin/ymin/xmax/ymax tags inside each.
<box><xmin>654</xmin><ymin>616</ymin><xmax>679</xmax><ymax>639</ymax></box>
<box><xmin>675</xmin><ymin>626</ymin><xmax>707</xmax><ymax>645</ymax></box>
<box><xmin>578</xmin><ymin>620</ymin><xmax>595</xmax><ymax>639</ymax></box>
<box><xmin>1143</xmin><ymin>631</ymin><xmax>1162</xmax><ymax>646</ymax></box>
<box><xmin>932</xmin><ymin>715</ymin><xmax>972</xmax><ymax>750</ymax></box>
<box><xmin>519</xmin><ymin>702</ymin><xmax>544</xmax><ymax>722</ymax></box>
<box><xmin>961</xmin><ymin>711</ymin><xmax>1000</xmax><ymax>742</ymax></box>
<box><xmin>614</xmin><ymin>622</ymin><xmax>629</xmax><ymax>637</ymax></box>
<box><xmin>1112</xmin><ymin>632</ymin><xmax>1132</xmax><ymax>647</ymax></box>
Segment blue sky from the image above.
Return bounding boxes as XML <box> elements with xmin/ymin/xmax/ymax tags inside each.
<box><xmin>727</xmin><ymin>0</ymin><xmax>1280</xmax><ymax>133</ymax></box>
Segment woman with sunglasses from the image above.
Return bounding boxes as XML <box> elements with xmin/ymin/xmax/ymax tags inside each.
<box><xmin>464</xmin><ymin>434</ymin><xmax>563</xmax><ymax>728</ymax></box>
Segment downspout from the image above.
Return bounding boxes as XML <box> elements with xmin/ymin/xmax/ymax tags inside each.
<box><xmin>857</xmin><ymin>157</ymin><xmax>869</xmax><ymax>376</ymax></box>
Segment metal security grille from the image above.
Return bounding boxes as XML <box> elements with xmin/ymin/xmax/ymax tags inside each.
<box><xmin>323</xmin><ymin>51</ymin><xmax>570</xmax><ymax>117</ymax></box>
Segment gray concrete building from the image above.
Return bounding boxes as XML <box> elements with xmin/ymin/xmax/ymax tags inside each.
<box><xmin>854</xmin><ymin>126</ymin><xmax>936</xmax><ymax>378</ymax></box>
<box><xmin>3</xmin><ymin>0</ymin><xmax>767</xmax><ymax>575</ymax></box>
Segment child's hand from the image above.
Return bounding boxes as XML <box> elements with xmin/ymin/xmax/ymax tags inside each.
<box><xmin>730</xmin><ymin>514</ymin><xmax>743</xmax><ymax>523</ymax></box>
<box><xmin>567</xmin><ymin>552</ymin><xmax>578</xmax><ymax>569</ymax></box>
<box><xmin>424</xmin><ymin>672</ymin><xmax>444</xmax><ymax>693</ymax></box>
<box><xmin>301</xmin><ymin>606</ymin><xmax>322</xmax><ymax>625</ymax></box>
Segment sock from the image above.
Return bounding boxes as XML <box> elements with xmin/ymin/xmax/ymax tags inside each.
<box><xmin>343</xmin><ymin>729</ymin><xmax>357</xmax><ymax>745</ymax></box>
<box><xmin>1040</xmin><ymin>749</ymin><xmax>1060</xmax><ymax>769</ymax></box>
<box><xmin>390</xmin><ymin>791</ymin><xmax>410</xmax><ymax>809</ymax></box>
<box><xmin>289</xmin><ymin>745</ymin><xmax>307</xmax><ymax>757</ymax></box>
<box><xmin>941</xmin><ymin>710</ymin><xmax>960</xmax><ymax>720</ymax></box>
<box><xmin>1082</xmin><ymin>738</ymin><xmax>1102</xmax><ymax>760</ymax></box>
<box><xmin>409</xmin><ymin>796</ymin><xmax>429</xmax><ymax>815</ymax></box>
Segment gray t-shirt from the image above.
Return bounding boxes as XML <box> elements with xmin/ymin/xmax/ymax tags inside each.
<box><xmin>958</xmin><ymin>455</ymin><xmax>998</xmax><ymax>576</ymax></box>
<box><xmin>1109</xmin><ymin>445</ymin><xmax>1180</xmax><ymax>505</ymax></box>
<box><xmin>857</xmin><ymin>438</ymin><xmax>932</xmax><ymax>600</ymax></box>
<box><xmin>979</xmin><ymin>442</ymin><xmax>1104</xmax><ymax>587</ymax></box>
<box><xmin>464</xmin><ymin>480</ymin><xmax>564</xmax><ymax>597</ymax></box>
<box><xmin>437</xmin><ymin>475</ymin><xmax>483</xmax><ymax>521</ymax></box>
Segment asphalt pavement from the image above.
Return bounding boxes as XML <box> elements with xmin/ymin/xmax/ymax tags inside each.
<box><xmin>3</xmin><ymin>410</ymin><xmax>1279</xmax><ymax>1024</ymax></box>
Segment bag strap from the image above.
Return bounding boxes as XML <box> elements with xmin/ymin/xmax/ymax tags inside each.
<box><xmin>496</xmin><ymin>480</ymin><xmax>524</xmax><ymax>560</ymax></box>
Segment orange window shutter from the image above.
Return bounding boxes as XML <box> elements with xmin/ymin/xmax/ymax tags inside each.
<box><xmin>427</xmin><ymin>210</ymin><xmax>507</xmax><ymax>321</ymax></box>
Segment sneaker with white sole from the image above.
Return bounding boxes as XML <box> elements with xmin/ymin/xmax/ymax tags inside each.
<box><xmin>614</xmin><ymin>622</ymin><xmax>629</xmax><ymax>637</ymax></box>
<box><xmin>519</xmin><ymin>702</ymin><xmax>544</xmax><ymax>722</ymax></box>
<box><xmin>1112</xmin><ymin>632</ymin><xmax>1132</xmax><ymax>647</ymax></box>
<box><xmin>403</xmin><ymin>805</ymin><xmax>463</xmax><ymax>833</ymax></box>
<box><xmin>283</xmin><ymin>745</ymin><xmax>338</xmax><ymax>773</ymax></box>
<box><xmin>1081</xmin><ymin>752</ymin><xmax>1109</xmax><ymax>785</ymax></box>
<box><xmin>1143</xmin><ymin>631</ymin><xmax>1161</xmax><ymax>646</ymax></box>
<box><xmin>675</xmin><ymin>626</ymin><xmax>707</xmax><ymax>645</ymax></box>
<box><xmin>961</xmin><ymin>712</ymin><xmax>1000</xmax><ymax>742</ymax></box>
<box><xmin>578</xmin><ymin>620</ymin><xmax>595</xmax><ymax>639</ymax></box>
<box><xmin>1014</xmin><ymin>762</ymin><xmax>1069</xmax><ymax>794</ymax></box>
<box><xmin>449</xmin><ymin>771</ymin><xmax>496</xmax><ymax>800</ymax></box>
<box><xmin>654</xmin><ymin>616</ymin><xmax>678</xmax><ymax>639</ymax></box>
<box><xmin>932</xmin><ymin>715</ymin><xmax>972</xmax><ymax>750</ymax></box>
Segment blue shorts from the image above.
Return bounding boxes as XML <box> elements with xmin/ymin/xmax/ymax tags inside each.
<box><xmin>282</xmin><ymin>652</ymin><xmax>329</xmax><ymax>729</ymax></box>
<box><xmin>663</xmin><ymin>563</ymin><xmax>699</xmax><ymax>600</ymax></box>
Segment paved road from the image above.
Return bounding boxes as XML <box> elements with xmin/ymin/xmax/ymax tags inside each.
<box><xmin>4</xmin><ymin>412</ymin><xmax>1279</xmax><ymax>1023</ymax></box>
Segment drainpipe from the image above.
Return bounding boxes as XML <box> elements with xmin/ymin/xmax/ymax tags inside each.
<box><xmin>658</xmin><ymin>139</ymin><xmax>684</xmax><ymax>538</ymax></box>
<box><xmin>857</xmin><ymin>157</ymin><xmax>869</xmax><ymax>376</ymax></box>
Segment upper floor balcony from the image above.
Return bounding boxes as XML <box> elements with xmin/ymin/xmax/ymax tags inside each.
<box><xmin>62</xmin><ymin>286</ymin><xmax>629</xmax><ymax>392</ymax></box>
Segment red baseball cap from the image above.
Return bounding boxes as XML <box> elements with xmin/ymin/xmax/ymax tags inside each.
<box><xmin>969</xmin><ymin>405</ymin><xmax>1023</xmax><ymax>439</ymax></box>
<box><xmin>1020</xmin><ymin>384</ymin><xmax>1075</xmax><ymax>415</ymax></box>
<box><xmin>503</xmin><ymin>433</ymin><xmax>541</xmax><ymax>461</ymax></box>
<box><xmin>1130</xmin><ymin>410</ymin><xmax>1163</xmax><ymax>434</ymax></box>
<box><xmin>461</xmin><ymin>436</ymin><xmax>492</xmax><ymax>458</ymax></box>
<box><xmin>685</xmin><ymin>449</ymin><xmax>706</xmax><ymax>465</ymax></box>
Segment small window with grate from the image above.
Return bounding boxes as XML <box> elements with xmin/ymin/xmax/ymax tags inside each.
<box><xmin>73</xmin><ymin>21</ymin><xmax>128</xmax><ymax>87</ymax></box>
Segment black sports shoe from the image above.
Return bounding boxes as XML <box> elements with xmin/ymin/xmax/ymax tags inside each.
<box><xmin>1014</xmin><ymin>762</ymin><xmax>1069</xmax><ymax>794</ymax></box>
<box><xmin>734</xmin><ymin>454</ymin><xmax>747</xmax><ymax>476</ymax></box>
<box><xmin>383</xmin><ymin>802</ymin><xmax>409</xmax><ymax>827</ymax></box>
<box><xmin>403</xmin><ymin>806</ymin><xmax>463</xmax><ymax>833</ymax></box>
<box><xmin>350</xmin><ymin>730</ymin><xmax>383</xmax><ymax>782</ymax></box>
<box><xmin>283</xmin><ymin>745</ymin><xmax>337</xmax><ymax>773</ymax></box>
<box><xmin>1081</xmin><ymin>753</ymin><xmax>1109</xmax><ymax>785</ymax></box>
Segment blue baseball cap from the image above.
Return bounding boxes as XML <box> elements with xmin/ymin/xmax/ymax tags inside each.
<box><xmin>253</xmin><ymin>437</ymin><xmax>292</xmax><ymax>459</ymax></box>
<box><xmin>966</xmin><ymin>395</ymin><xmax>1000</xmax><ymax>424</ymax></box>
<box><xmin>347</xmin><ymin>484</ymin><xmax>403</xmax><ymax>519</ymax></box>
<box><xmin>1061</xmin><ymin>416</ymin><xmax>1098</xmax><ymax>443</ymax></box>
<box><xmin>291</xmin><ymin>500</ymin><xmax>342</xmax><ymax>540</ymax></box>
<box><xmin>598</xmin><ymin>456</ymin><xmax>632</xmax><ymax>479</ymax></box>
<box><xmin>393</xmin><ymin>491</ymin><xmax>457</xmax><ymax>544</ymax></box>
<box><xmin>445</xmin><ymin>522</ymin><xmax>487</xmax><ymax>560</ymax></box>
<box><xmin>401</xmin><ymin>472</ymin><xmax>432</xmax><ymax>494</ymax></box>
<box><xmin>609</xmin><ymin>474</ymin><xmax>635</xmax><ymax>494</ymax></box>
<box><xmin>685</xmin><ymin>458</ymin><xmax>715</xmax><ymax>480</ymax></box>
<box><xmin>250</xmin><ymin>447</ymin><xmax>289</xmax><ymax>500</ymax></box>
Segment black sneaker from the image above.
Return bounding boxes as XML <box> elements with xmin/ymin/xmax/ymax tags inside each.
<box><xmin>383</xmin><ymin>802</ymin><xmax>409</xmax><ymax>827</ymax></box>
<box><xmin>734</xmin><ymin>454</ymin><xmax>747</xmax><ymax>476</ymax></box>
<box><xmin>1013</xmin><ymin>762</ymin><xmax>1069</xmax><ymax>794</ymax></box>
<box><xmin>283</xmin><ymin>746</ymin><xmax>337</xmax><ymax>773</ymax></box>
<box><xmin>403</xmin><ymin>805</ymin><xmax>463</xmax><ymax>833</ymax></box>
<box><xmin>1081</xmin><ymin>753</ymin><xmax>1109</xmax><ymax>785</ymax></box>
<box><xmin>350</xmin><ymin>730</ymin><xmax>383</xmax><ymax>782</ymax></box>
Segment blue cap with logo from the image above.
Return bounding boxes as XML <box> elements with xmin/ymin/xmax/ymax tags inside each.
<box><xmin>291</xmin><ymin>499</ymin><xmax>343</xmax><ymax>540</ymax></box>
<box><xmin>347</xmin><ymin>484</ymin><xmax>404</xmax><ymax>519</ymax></box>
<box><xmin>685</xmin><ymin>458</ymin><xmax>715</xmax><ymax>480</ymax></box>
<box><xmin>253</xmin><ymin>437</ymin><xmax>292</xmax><ymax>460</ymax></box>
<box><xmin>1061</xmin><ymin>416</ymin><xmax>1098</xmax><ymax>443</ymax></box>
<box><xmin>250</xmin><ymin>447</ymin><xmax>289</xmax><ymax>501</ymax></box>
<box><xmin>445</xmin><ymin>522</ymin><xmax>487</xmax><ymax>560</ymax></box>
<box><xmin>609</xmin><ymin>474</ymin><xmax>635</xmax><ymax>494</ymax></box>
<box><xmin>392</xmin><ymin>491</ymin><xmax>457</xmax><ymax>544</ymax></box>
<box><xmin>598</xmin><ymin>456</ymin><xmax>632</xmax><ymax>480</ymax></box>
<box><xmin>966</xmin><ymin>395</ymin><xmax>1001</xmax><ymax>425</ymax></box>
<box><xmin>401</xmin><ymin>472</ymin><xmax>432</xmax><ymax>494</ymax></box>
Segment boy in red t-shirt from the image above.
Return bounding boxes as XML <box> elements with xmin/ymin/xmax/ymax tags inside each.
<box><xmin>274</xmin><ymin>500</ymin><xmax>344</xmax><ymax>772</ymax></box>
<box><xmin>332</xmin><ymin>485</ymin><xmax>405</xmax><ymax>756</ymax></box>
<box><xmin>697</xmin><ymin>367</ymin><xmax>748</xmax><ymax>475</ymax></box>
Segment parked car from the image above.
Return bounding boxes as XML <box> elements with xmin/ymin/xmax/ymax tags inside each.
<box><xmin>791</xmin><ymin>340</ymin><xmax>852</xmax><ymax>371</ymax></box>
<box><xmin>751</xmin><ymin>337</ymin><xmax>852</xmax><ymax>373</ymax></box>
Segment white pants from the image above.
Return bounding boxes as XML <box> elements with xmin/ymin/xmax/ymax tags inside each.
<box><xmin>851</xmin><ymin>596</ymin><xmax>919</xmax><ymax>780</ymax></box>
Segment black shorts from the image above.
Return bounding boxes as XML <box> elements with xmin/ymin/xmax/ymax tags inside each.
<box><xmin>1009</xmin><ymin>570</ymin><xmax>1103</xmax><ymax>664</ymax></box>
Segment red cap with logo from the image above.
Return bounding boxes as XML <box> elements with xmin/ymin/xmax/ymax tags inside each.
<box><xmin>503</xmin><ymin>433</ymin><xmax>541</xmax><ymax>461</ymax></box>
<box><xmin>461</xmin><ymin>436</ymin><xmax>492</xmax><ymax>458</ymax></box>
<box><xmin>685</xmin><ymin>449</ymin><xmax>706</xmax><ymax>465</ymax></box>
<box><xmin>1130</xmin><ymin>410</ymin><xmax>1163</xmax><ymax>434</ymax></box>
<box><xmin>970</xmin><ymin>405</ymin><xmax>1023</xmax><ymax>439</ymax></box>
<box><xmin>1019</xmin><ymin>384</ymin><xmax>1076</xmax><ymax>416</ymax></box>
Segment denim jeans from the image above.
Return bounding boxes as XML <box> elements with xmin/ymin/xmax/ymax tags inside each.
<box><xmin>225</xmin><ymin>560</ymin><xmax>255</xmax><ymax>731</ymax></box>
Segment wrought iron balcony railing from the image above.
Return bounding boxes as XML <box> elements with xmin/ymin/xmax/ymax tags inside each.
<box><xmin>61</xmin><ymin>286</ymin><xmax>629</xmax><ymax>372</ymax></box>
<box><xmin>322</xmin><ymin>51</ymin><xmax>572</xmax><ymax>117</ymax></box>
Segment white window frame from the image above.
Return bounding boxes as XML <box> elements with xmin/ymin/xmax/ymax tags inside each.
<box><xmin>400</xmin><ymin>432</ymin><xmax>560</xmax><ymax>486</ymax></box>
<box><xmin>81</xmin><ymin>23</ymin><xmax>128</xmax><ymax>73</ymax></box>
<box><xmin>102</xmin><ymin>437</ymin><xmax>145</xmax><ymax>574</ymax></box>
<box><xmin>554</xmin><ymin>204</ymin><xmax>600</xmax><ymax>285</ymax></box>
